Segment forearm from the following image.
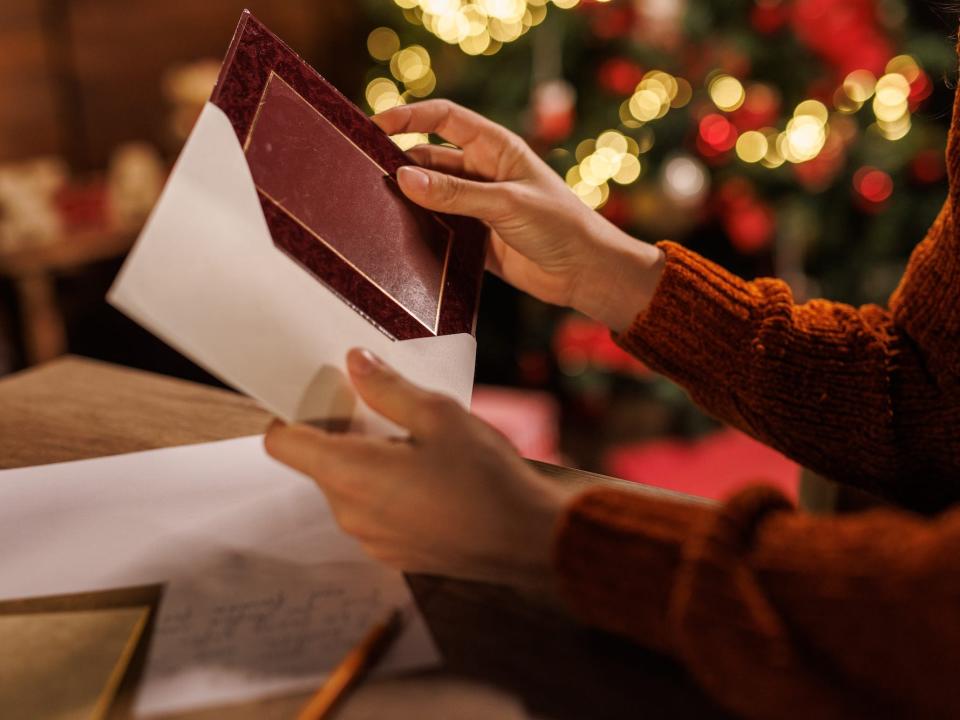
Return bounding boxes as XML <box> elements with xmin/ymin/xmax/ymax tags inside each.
<box><xmin>555</xmin><ymin>485</ymin><xmax>960</xmax><ymax>719</ymax></box>
<box><xmin>602</xmin><ymin>240</ymin><xmax>960</xmax><ymax>505</ymax></box>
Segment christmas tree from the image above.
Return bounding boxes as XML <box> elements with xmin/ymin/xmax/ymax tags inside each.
<box><xmin>356</xmin><ymin>0</ymin><xmax>957</xmax><ymax>470</ymax></box>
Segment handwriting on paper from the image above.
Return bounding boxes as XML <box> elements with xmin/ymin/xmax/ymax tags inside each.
<box><xmin>146</xmin><ymin>559</ymin><xmax>395</xmax><ymax>684</ymax></box>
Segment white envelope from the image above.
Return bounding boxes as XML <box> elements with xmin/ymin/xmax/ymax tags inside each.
<box><xmin>109</xmin><ymin>102</ymin><xmax>477</xmax><ymax>436</ymax></box>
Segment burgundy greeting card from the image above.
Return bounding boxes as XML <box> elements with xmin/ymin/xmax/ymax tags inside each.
<box><xmin>110</xmin><ymin>11</ymin><xmax>483</xmax><ymax>430</ymax></box>
<box><xmin>210</xmin><ymin>11</ymin><xmax>486</xmax><ymax>340</ymax></box>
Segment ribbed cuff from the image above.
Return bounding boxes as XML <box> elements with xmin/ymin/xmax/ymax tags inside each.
<box><xmin>553</xmin><ymin>486</ymin><xmax>711</xmax><ymax>656</ymax></box>
<box><xmin>614</xmin><ymin>241</ymin><xmax>780</xmax><ymax>406</ymax></box>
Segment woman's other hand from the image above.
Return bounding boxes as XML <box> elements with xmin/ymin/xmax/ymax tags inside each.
<box><xmin>265</xmin><ymin>348</ymin><xmax>574</xmax><ymax>591</ymax></box>
<box><xmin>373</xmin><ymin>100</ymin><xmax>664</xmax><ymax>333</ymax></box>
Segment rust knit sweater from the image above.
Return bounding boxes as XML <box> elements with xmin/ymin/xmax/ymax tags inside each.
<box><xmin>554</xmin><ymin>72</ymin><xmax>960</xmax><ymax>719</ymax></box>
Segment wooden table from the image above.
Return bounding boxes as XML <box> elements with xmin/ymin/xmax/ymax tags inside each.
<box><xmin>0</xmin><ymin>356</ymin><xmax>726</xmax><ymax>719</ymax></box>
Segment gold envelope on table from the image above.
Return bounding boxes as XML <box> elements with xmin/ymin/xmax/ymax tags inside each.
<box><xmin>0</xmin><ymin>585</ymin><xmax>161</xmax><ymax>720</ymax></box>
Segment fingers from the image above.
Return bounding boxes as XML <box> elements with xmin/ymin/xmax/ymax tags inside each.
<box><xmin>373</xmin><ymin>100</ymin><xmax>513</xmax><ymax>153</ymax></box>
<box><xmin>346</xmin><ymin>348</ymin><xmax>465</xmax><ymax>438</ymax></box>
<box><xmin>264</xmin><ymin>420</ymin><xmax>397</xmax><ymax>490</ymax></box>
<box><xmin>405</xmin><ymin>144</ymin><xmax>467</xmax><ymax>176</ymax></box>
<box><xmin>397</xmin><ymin>166</ymin><xmax>509</xmax><ymax>221</ymax></box>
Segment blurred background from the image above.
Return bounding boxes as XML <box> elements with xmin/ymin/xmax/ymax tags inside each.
<box><xmin>1</xmin><ymin>0</ymin><xmax>956</xmax><ymax>500</ymax></box>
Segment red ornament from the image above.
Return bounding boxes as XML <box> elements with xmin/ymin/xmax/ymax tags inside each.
<box><xmin>751</xmin><ymin>1</ymin><xmax>790</xmax><ymax>34</ymax></box>
<box><xmin>589</xmin><ymin>4</ymin><xmax>636</xmax><ymax>40</ymax></box>
<box><xmin>853</xmin><ymin>166</ymin><xmax>894</xmax><ymax>211</ymax></box>
<box><xmin>792</xmin><ymin>0</ymin><xmax>892</xmax><ymax>79</ymax></box>
<box><xmin>531</xmin><ymin>79</ymin><xmax>576</xmax><ymax>142</ymax></box>
<box><xmin>600</xmin><ymin>190</ymin><xmax>630</xmax><ymax>227</ymax></box>
<box><xmin>909</xmin><ymin>70</ymin><xmax>933</xmax><ymax>108</ymax></box>
<box><xmin>699</xmin><ymin>114</ymin><xmax>738</xmax><ymax>152</ymax></box>
<box><xmin>715</xmin><ymin>178</ymin><xmax>776</xmax><ymax>254</ymax></box>
<box><xmin>725</xmin><ymin>201</ymin><xmax>777</xmax><ymax>254</ymax></box>
<box><xmin>552</xmin><ymin>315</ymin><xmax>649</xmax><ymax>377</ymax></box>
<box><xmin>598</xmin><ymin>58</ymin><xmax>645</xmax><ymax>96</ymax></box>
<box><xmin>911</xmin><ymin>149</ymin><xmax>946</xmax><ymax>185</ymax></box>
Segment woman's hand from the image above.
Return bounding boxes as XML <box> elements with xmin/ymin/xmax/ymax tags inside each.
<box><xmin>265</xmin><ymin>348</ymin><xmax>574</xmax><ymax>591</ymax></box>
<box><xmin>373</xmin><ymin>100</ymin><xmax>665</xmax><ymax>333</ymax></box>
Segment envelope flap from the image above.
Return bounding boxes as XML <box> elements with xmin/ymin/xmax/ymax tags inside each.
<box><xmin>109</xmin><ymin>102</ymin><xmax>477</xmax><ymax>430</ymax></box>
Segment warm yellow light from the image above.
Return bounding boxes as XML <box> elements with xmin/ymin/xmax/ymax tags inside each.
<box><xmin>736</xmin><ymin>130</ymin><xmax>769</xmax><ymax>163</ymax></box>
<box><xmin>393</xmin><ymin>0</ymin><xmax>579</xmax><ymax>55</ymax></box>
<box><xmin>366</xmin><ymin>77</ymin><xmax>404</xmax><ymax>113</ymax></box>
<box><xmin>833</xmin><ymin>86</ymin><xmax>862</xmax><ymax>114</ymax></box>
<box><xmin>637</xmin><ymin>77</ymin><xmax>670</xmax><ymax>106</ymax></box>
<box><xmin>459</xmin><ymin>30</ymin><xmax>491</xmax><ymax>55</ymax></box>
<box><xmin>872</xmin><ymin>95</ymin><xmax>908</xmax><ymax>122</ymax></box>
<box><xmin>645</xmin><ymin>71</ymin><xmax>678</xmax><ymax>101</ymax></box>
<box><xmin>572</xmin><ymin>181</ymin><xmax>603</xmax><ymax>209</ymax></box>
<box><xmin>580</xmin><ymin>154</ymin><xmax>611</xmax><ymax>185</ymax></box>
<box><xmin>367</xmin><ymin>27</ymin><xmax>401</xmax><ymax>61</ymax></box>
<box><xmin>489</xmin><ymin>17</ymin><xmax>524</xmax><ymax>42</ymax></box>
<box><xmin>671</xmin><ymin>78</ymin><xmax>693</xmax><ymax>108</ymax></box>
<box><xmin>783</xmin><ymin>115</ymin><xmax>826</xmax><ymax>162</ymax></box>
<box><xmin>794</xmin><ymin>99</ymin><xmax>828</xmax><ymax>125</ymax></box>
<box><xmin>876</xmin><ymin>114</ymin><xmax>912</xmax><ymax>141</ymax></box>
<box><xmin>435</xmin><ymin>9</ymin><xmax>471</xmax><ymax>42</ymax></box>
<box><xmin>618</xmin><ymin>100</ymin><xmax>640</xmax><ymax>128</ymax></box>
<box><xmin>391</xmin><ymin>46</ymin><xmax>431</xmax><ymax>83</ymax></box>
<box><xmin>759</xmin><ymin>128</ymin><xmax>784</xmax><ymax>168</ymax></box>
<box><xmin>483</xmin><ymin>0</ymin><xmax>527</xmax><ymax>21</ymax></box>
<box><xmin>875</xmin><ymin>73</ymin><xmax>910</xmax><ymax>107</ymax></box>
<box><xmin>612</xmin><ymin>154</ymin><xmax>641</xmax><ymax>184</ymax></box>
<box><xmin>524</xmin><ymin>6</ymin><xmax>543</xmax><ymax>27</ymax></box>
<box><xmin>575</xmin><ymin>139</ymin><xmax>596</xmax><ymax>162</ymax></box>
<box><xmin>629</xmin><ymin>90</ymin><xmax>663</xmax><ymax>122</ymax></box>
<box><xmin>596</xmin><ymin>130</ymin><xmax>628</xmax><ymax>155</ymax></box>
<box><xmin>422</xmin><ymin>0</ymin><xmax>459</xmax><ymax>13</ymax></box>
<box><xmin>405</xmin><ymin>68</ymin><xmax>437</xmax><ymax>97</ymax></box>
<box><xmin>843</xmin><ymin>70</ymin><xmax>877</xmax><ymax>103</ymax></box>
<box><xmin>885</xmin><ymin>54</ymin><xmax>921</xmax><ymax>83</ymax></box>
<box><xmin>391</xmin><ymin>132</ymin><xmax>430</xmax><ymax>150</ymax></box>
<box><xmin>709</xmin><ymin>75</ymin><xmax>746</xmax><ymax>112</ymax></box>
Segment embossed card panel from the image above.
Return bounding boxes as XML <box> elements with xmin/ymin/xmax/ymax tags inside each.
<box><xmin>210</xmin><ymin>11</ymin><xmax>485</xmax><ymax>340</ymax></box>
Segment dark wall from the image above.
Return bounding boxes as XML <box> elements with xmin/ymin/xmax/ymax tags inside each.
<box><xmin>0</xmin><ymin>0</ymin><xmax>364</xmax><ymax>169</ymax></box>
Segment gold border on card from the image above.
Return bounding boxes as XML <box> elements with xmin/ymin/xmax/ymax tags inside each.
<box><xmin>244</xmin><ymin>71</ymin><xmax>452</xmax><ymax>335</ymax></box>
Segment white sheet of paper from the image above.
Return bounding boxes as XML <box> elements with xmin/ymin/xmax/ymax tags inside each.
<box><xmin>108</xmin><ymin>102</ymin><xmax>476</xmax><ymax>434</ymax></box>
<box><xmin>0</xmin><ymin>437</ymin><xmax>439</xmax><ymax>716</ymax></box>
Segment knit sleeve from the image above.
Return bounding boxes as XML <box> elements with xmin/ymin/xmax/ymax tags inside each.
<box><xmin>615</xmin><ymin>87</ymin><xmax>960</xmax><ymax>508</ymax></box>
<box><xmin>555</xmin><ymin>485</ymin><xmax>960</xmax><ymax>719</ymax></box>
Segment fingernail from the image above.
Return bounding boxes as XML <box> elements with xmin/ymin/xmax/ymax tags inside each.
<box><xmin>397</xmin><ymin>166</ymin><xmax>429</xmax><ymax>194</ymax></box>
<box><xmin>349</xmin><ymin>348</ymin><xmax>385</xmax><ymax>376</ymax></box>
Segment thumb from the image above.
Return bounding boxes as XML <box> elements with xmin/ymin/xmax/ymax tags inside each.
<box><xmin>397</xmin><ymin>165</ymin><xmax>506</xmax><ymax>221</ymax></box>
<box><xmin>346</xmin><ymin>348</ymin><xmax>463</xmax><ymax>438</ymax></box>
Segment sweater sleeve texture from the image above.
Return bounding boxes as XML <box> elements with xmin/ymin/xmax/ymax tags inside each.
<box><xmin>610</xmin><ymin>75</ymin><xmax>960</xmax><ymax>509</ymax></box>
<box><xmin>554</xmin><ymin>44</ymin><xmax>960</xmax><ymax>720</ymax></box>
<box><xmin>556</xmin><ymin>486</ymin><xmax>960</xmax><ymax>719</ymax></box>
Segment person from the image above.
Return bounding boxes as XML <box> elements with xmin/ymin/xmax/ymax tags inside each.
<box><xmin>264</xmin><ymin>72</ymin><xmax>960</xmax><ymax>717</ymax></box>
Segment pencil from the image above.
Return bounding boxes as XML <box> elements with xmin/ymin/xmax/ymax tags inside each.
<box><xmin>296</xmin><ymin>607</ymin><xmax>405</xmax><ymax>720</ymax></box>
